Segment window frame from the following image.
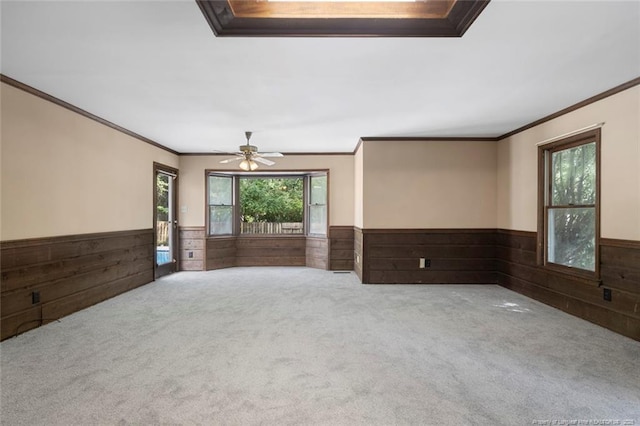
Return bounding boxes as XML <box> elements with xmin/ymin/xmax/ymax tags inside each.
<box><xmin>537</xmin><ymin>128</ymin><xmax>601</xmax><ymax>280</ymax></box>
<box><xmin>307</xmin><ymin>173</ymin><xmax>328</xmax><ymax>237</ymax></box>
<box><xmin>205</xmin><ymin>170</ymin><xmax>329</xmax><ymax>238</ymax></box>
<box><xmin>238</xmin><ymin>174</ymin><xmax>306</xmax><ymax>236</ymax></box>
<box><xmin>207</xmin><ymin>173</ymin><xmax>235</xmax><ymax>236</ymax></box>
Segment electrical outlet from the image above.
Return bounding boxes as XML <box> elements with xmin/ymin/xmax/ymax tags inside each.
<box><xmin>603</xmin><ymin>288</ymin><xmax>612</xmax><ymax>302</ymax></box>
<box><xmin>188</xmin><ymin>251</ymin><xmax>193</xmax><ymax>258</ymax></box>
<box><xmin>32</xmin><ymin>291</ymin><xmax>40</xmax><ymax>304</ymax></box>
<box><xmin>425</xmin><ymin>259</ymin><xmax>431</xmax><ymax>267</ymax></box>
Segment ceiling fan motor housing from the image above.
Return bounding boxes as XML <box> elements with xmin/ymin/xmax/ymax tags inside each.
<box><xmin>240</xmin><ymin>144</ymin><xmax>258</xmax><ymax>154</ymax></box>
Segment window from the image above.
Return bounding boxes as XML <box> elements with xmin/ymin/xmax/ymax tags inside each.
<box><xmin>308</xmin><ymin>174</ymin><xmax>327</xmax><ymax>236</ymax></box>
<box><xmin>208</xmin><ymin>174</ymin><xmax>233</xmax><ymax>235</ymax></box>
<box><xmin>538</xmin><ymin>129</ymin><xmax>600</xmax><ymax>277</ymax></box>
<box><xmin>240</xmin><ymin>177</ymin><xmax>304</xmax><ymax>234</ymax></box>
<box><xmin>207</xmin><ymin>172</ymin><xmax>328</xmax><ymax>237</ymax></box>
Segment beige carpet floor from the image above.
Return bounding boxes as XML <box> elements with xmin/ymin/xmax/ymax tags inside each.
<box><xmin>1</xmin><ymin>267</ymin><xmax>639</xmax><ymax>425</ymax></box>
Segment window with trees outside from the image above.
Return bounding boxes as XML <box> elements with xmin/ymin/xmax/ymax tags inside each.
<box><xmin>538</xmin><ymin>128</ymin><xmax>600</xmax><ymax>277</ymax></box>
<box><xmin>240</xmin><ymin>177</ymin><xmax>304</xmax><ymax>234</ymax></box>
<box><xmin>207</xmin><ymin>172</ymin><xmax>327</xmax><ymax>237</ymax></box>
<box><xmin>208</xmin><ymin>175</ymin><xmax>234</xmax><ymax>235</ymax></box>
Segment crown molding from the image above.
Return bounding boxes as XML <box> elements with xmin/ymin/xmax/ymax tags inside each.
<box><xmin>359</xmin><ymin>136</ymin><xmax>499</xmax><ymax>142</ymax></box>
<box><xmin>0</xmin><ymin>74</ymin><xmax>179</xmax><ymax>156</ymax></box>
<box><xmin>497</xmin><ymin>76</ymin><xmax>640</xmax><ymax>140</ymax></box>
<box><xmin>180</xmin><ymin>152</ymin><xmax>353</xmax><ymax>156</ymax></box>
<box><xmin>3</xmin><ymin>74</ymin><xmax>639</xmax><ymax>156</ymax></box>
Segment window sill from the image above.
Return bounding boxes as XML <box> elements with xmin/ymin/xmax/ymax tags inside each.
<box><xmin>207</xmin><ymin>234</ymin><xmax>325</xmax><ymax>239</ymax></box>
<box><xmin>237</xmin><ymin>234</ymin><xmax>306</xmax><ymax>238</ymax></box>
<box><xmin>542</xmin><ymin>262</ymin><xmax>601</xmax><ymax>286</ymax></box>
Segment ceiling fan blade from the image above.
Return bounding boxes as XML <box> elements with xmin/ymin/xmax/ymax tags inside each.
<box><xmin>253</xmin><ymin>157</ymin><xmax>275</xmax><ymax>166</ymax></box>
<box><xmin>220</xmin><ymin>156</ymin><xmax>243</xmax><ymax>164</ymax></box>
<box><xmin>256</xmin><ymin>152</ymin><xmax>284</xmax><ymax>158</ymax></box>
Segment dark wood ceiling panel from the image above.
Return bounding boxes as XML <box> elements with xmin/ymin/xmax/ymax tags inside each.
<box><xmin>196</xmin><ymin>0</ymin><xmax>490</xmax><ymax>37</ymax></box>
<box><xmin>227</xmin><ymin>0</ymin><xmax>455</xmax><ymax>19</ymax></box>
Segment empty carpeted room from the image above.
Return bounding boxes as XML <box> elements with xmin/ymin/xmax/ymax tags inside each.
<box><xmin>1</xmin><ymin>0</ymin><xmax>639</xmax><ymax>425</ymax></box>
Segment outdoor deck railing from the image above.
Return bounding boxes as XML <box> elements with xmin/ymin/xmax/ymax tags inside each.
<box><xmin>240</xmin><ymin>222</ymin><xmax>303</xmax><ymax>234</ymax></box>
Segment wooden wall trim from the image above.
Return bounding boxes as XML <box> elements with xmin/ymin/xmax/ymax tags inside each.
<box><xmin>496</xmin><ymin>228</ymin><xmax>536</xmax><ymax>238</ymax></box>
<box><xmin>0</xmin><ymin>228</ymin><xmax>152</xmax><ymax>248</ymax></box>
<box><xmin>600</xmin><ymin>238</ymin><xmax>640</xmax><ymax>249</ymax></box>
<box><xmin>359</xmin><ymin>137</ymin><xmax>499</xmax><ymax>142</ymax></box>
<box><xmin>497</xmin><ymin>77</ymin><xmax>640</xmax><ymax>140</ymax></box>
<box><xmin>182</xmin><ymin>152</ymin><xmax>353</xmax><ymax>156</ymax></box>
<box><xmin>0</xmin><ymin>74</ymin><xmax>178</xmax><ymax>156</ymax></box>
<box><xmin>328</xmin><ymin>225</ymin><xmax>354</xmax><ymax>231</ymax></box>
<box><xmin>1</xmin><ymin>229</ymin><xmax>154</xmax><ymax>341</ymax></box>
<box><xmin>362</xmin><ymin>228</ymin><xmax>496</xmax><ymax>234</ymax></box>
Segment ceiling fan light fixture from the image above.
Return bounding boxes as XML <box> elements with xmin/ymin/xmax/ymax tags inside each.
<box><xmin>239</xmin><ymin>158</ymin><xmax>259</xmax><ymax>171</ymax></box>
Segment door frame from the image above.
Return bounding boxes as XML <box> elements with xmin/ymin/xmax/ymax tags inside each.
<box><xmin>153</xmin><ymin>162</ymin><xmax>179</xmax><ymax>279</ymax></box>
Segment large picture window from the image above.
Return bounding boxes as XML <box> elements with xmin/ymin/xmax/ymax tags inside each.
<box><xmin>240</xmin><ymin>177</ymin><xmax>304</xmax><ymax>234</ymax></box>
<box><xmin>538</xmin><ymin>129</ymin><xmax>600</xmax><ymax>277</ymax></box>
<box><xmin>207</xmin><ymin>172</ymin><xmax>328</xmax><ymax>237</ymax></box>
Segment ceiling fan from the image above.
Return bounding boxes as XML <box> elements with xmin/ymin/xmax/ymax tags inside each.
<box><xmin>219</xmin><ymin>131</ymin><xmax>284</xmax><ymax>171</ymax></box>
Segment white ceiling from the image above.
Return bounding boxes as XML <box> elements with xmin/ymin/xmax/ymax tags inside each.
<box><xmin>1</xmin><ymin>0</ymin><xmax>639</xmax><ymax>153</ymax></box>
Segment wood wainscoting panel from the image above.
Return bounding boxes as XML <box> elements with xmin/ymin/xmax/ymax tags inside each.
<box><xmin>306</xmin><ymin>237</ymin><xmax>329</xmax><ymax>270</ymax></box>
<box><xmin>600</xmin><ymin>238</ymin><xmax>640</xmax><ymax>294</ymax></box>
<box><xmin>496</xmin><ymin>229</ymin><xmax>640</xmax><ymax>341</ymax></box>
<box><xmin>206</xmin><ymin>235</ymin><xmax>332</xmax><ymax>269</ymax></box>
<box><xmin>1</xmin><ymin>229</ymin><xmax>154</xmax><ymax>341</ymax></box>
<box><xmin>354</xmin><ymin>227</ymin><xmax>364</xmax><ymax>281</ymax></box>
<box><xmin>206</xmin><ymin>237</ymin><xmax>237</xmax><ymax>270</ymax></box>
<box><xmin>361</xmin><ymin>229</ymin><xmax>496</xmax><ymax>285</ymax></box>
<box><xmin>179</xmin><ymin>227</ymin><xmax>205</xmax><ymax>271</ymax></box>
<box><xmin>236</xmin><ymin>236</ymin><xmax>306</xmax><ymax>267</ymax></box>
<box><xmin>329</xmin><ymin>226</ymin><xmax>354</xmax><ymax>271</ymax></box>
